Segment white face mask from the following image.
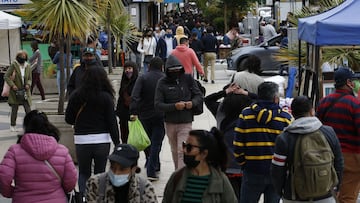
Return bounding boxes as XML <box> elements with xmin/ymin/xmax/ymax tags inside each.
<box><xmin>108</xmin><ymin>171</ymin><xmax>129</xmax><ymax>187</ymax></box>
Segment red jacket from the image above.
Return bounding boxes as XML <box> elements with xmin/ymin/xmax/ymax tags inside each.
<box><xmin>0</xmin><ymin>133</ymin><xmax>77</xmax><ymax>203</ymax></box>
<box><xmin>171</xmin><ymin>45</ymin><xmax>204</xmax><ymax>75</ymax></box>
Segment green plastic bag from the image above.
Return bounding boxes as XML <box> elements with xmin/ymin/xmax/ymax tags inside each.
<box><xmin>127</xmin><ymin>119</ymin><xmax>151</xmax><ymax>151</ymax></box>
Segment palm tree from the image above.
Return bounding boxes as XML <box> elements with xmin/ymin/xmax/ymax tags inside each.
<box><xmin>22</xmin><ymin>0</ymin><xmax>97</xmax><ymax>114</ymax></box>
<box><xmin>90</xmin><ymin>0</ymin><xmax>125</xmax><ymax>73</ymax></box>
<box><xmin>111</xmin><ymin>14</ymin><xmax>138</xmax><ymax>66</ymax></box>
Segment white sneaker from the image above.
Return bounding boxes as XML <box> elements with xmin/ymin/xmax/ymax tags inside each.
<box><xmin>10</xmin><ymin>126</ymin><xmax>16</xmax><ymax>132</ymax></box>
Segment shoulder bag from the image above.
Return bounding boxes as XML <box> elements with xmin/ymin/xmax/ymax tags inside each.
<box><xmin>1</xmin><ymin>70</ymin><xmax>15</xmax><ymax>97</ymax></box>
<box><xmin>143</xmin><ymin>38</ymin><xmax>153</xmax><ymax>64</ymax></box>
<box><xmin>44</xmin><ymin>160</ymin><xmax>82</xmax><ymax>203</ymax></box>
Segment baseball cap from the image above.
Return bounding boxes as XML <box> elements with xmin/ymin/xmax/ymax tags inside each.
<box><xmin>82</xmin><ymin>47</ymin><xmax>95</xmax><ymax>55</ymax></box>
<box><xmin>108</xmin><ymin>144</ymin><xmax>139</xmax><ymax>167</ymax></box>
<box><xmin>334</xmin><ymin>67</ymin><xmax>360</xmax><ymax>84</ymax></box>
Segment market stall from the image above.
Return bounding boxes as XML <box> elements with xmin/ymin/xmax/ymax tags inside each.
<box><xmin>297</xmin><ymin>0</ymin><xmax>360</xmax><ymax>103</ymax></box>
<box><xmin>0</xmin><ymin>11</ymin><xmax>21</xmax><ymax>67</ymax></box>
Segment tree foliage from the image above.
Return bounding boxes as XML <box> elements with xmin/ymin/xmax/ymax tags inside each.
<box><xmin>22</xmin><ymin>0</ymin><xmax>98</xmax><ymax>114</ymax></box>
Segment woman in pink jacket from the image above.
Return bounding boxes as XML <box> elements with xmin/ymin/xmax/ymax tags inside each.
<box><xmin>0</xmin><ymin>110</ymin><xmax>78</xmax><ymax>203</ymax></box>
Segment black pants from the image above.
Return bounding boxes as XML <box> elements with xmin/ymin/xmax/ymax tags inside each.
<box><xmin>31</xmin><ymin>72</ymin><xmax>45</xmax><ymax>100</ymax></box>
<box><xmin>11</xmin><ymin>102</ymin><xmax>31</xmax><ymax>126</ymax></box>
<box><xmin>76</xmin><ymin>143</ymin><xmax>110</xmax><ymax>193</ymax></box>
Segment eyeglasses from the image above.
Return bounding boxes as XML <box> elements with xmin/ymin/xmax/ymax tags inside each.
<box><xmin>182</xmin><ymin>141</ymin><xmax>202</xmax><ymax>153</ymax></box>
<box><xmin>83</xmin><ymin>47</ymin><xmax>95</xmax><ymax>53</ymax></box>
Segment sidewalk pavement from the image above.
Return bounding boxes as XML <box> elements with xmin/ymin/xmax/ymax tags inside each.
<box><xmin>0</xmin><ymin>66</ymin><xmax>230</xmax><ymax>202</ymax></box>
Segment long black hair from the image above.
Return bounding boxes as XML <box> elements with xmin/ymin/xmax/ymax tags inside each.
<box><xmin>189</xmin><ymin>127</ymin><xmax>228</xmax><ymax>171</ymax></box>
<box><xmin>119</xmin><ymin>61</ymin><xmax>139</xmax><ymax>95</ymax></box>
<box><xmin>22</xmin><ymin>110</ymin><xmax>60</xmax><ymax>142</ymax></box>
<box><xmin>76</xmin><ymin>66</ymin><xmax>115</xmax><ymax>103</ymax></box>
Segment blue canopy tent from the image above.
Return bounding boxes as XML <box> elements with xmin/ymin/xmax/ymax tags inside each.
<box><xmin>296</xmin><ymin>0</ymin><xmax>360</xmax><ymax>103</ymax></box>
<box><xmin>298</xmin><ymin>0</ymin><xmax>360</xmax><ymax>46</ymax></box>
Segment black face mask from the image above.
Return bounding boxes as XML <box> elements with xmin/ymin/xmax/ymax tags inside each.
<box><xmin>84</xmin><ymin>58</ymin><xmax>97</xmax><ymax>65</ymax></box>
<box><xmin>167</xmin><ymin>71</ymin><xmax>181</xmax><ymax>80</ymax></box>
<box><xmin>16</xmin><ymin>56</ymin><xmax>26</xmax><ymax>64</ymax></box>
<box><xmin>183</xmin><ymin>154</ymin><xmax>200</xmax><ymax>168</ymax></box>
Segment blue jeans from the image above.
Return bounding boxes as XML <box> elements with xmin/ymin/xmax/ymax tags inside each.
<box><xmin>140</xmin><ymin>117</ymin><xmax>165</xmax><ymax>177</ymax></box>
<box><xmin>56</xmin><ymin>69</ymin><xmax>72</xmax><ymax>94</ymax></box>
<box><xmin>240</xmin><ymin>170</ymin><xmax>280</xmax><ymax>203</ymax></box>
<box><xmin>143</xmin><ymin>62</ymin><xmax>149</xmax><ymax>73</ymax></box>
<box><xmin>76</xmin><ymin>143</ymin><xmax>110</xmax><ymax>193</ymax></box>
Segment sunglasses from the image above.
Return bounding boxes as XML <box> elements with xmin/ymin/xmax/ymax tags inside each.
<box><xmin>83</xmin><ymin>47</ymin><xmax>95</xmax><ymax>53</ymax></box>
<box><xmin>182</xmin><ymin>141</ymin><xmax>202</xmax><ymax>153</ymax></box>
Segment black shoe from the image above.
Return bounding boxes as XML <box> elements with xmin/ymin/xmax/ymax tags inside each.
<box><xmin>211</xmin><ymin>80</ymin><xmax>215</xmax><ymax>84</ymax></box>
<box><xmin>147</xmin><ymin>176</ymin><xmax>159</xmax><ymax>181</ymax></box>
<box><xmin>203</xmin><ymin>79</ymin><xmax>208</xmax><ymax>83</ymax></box>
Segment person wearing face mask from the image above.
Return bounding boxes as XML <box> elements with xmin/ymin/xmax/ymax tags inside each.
<box><xmin>137</xmin><ymin>28</ymin><xmax>157</xmax><ymax>73</ymax></box>
<box><xmin>86</xmin><ymin>144</ymin><xmax>157</xmax><ymax>203</ymax></box>
<box><xmin>153</xmin><ymin>24</ymin><xmax>165</xmax><ymax>42</ymax></box>
<box><xmin>162</xmin><ymin>127</ymin><xmax>237</xmax><ymax>203</ymax></box>
<box><xmin>316</xmin><ymin>67</ymin><xmax>360</xmax><ymax>203</ymax></box>
<box><xmin>154</xmin><ymin>54</ymin><xmax>204</xmax><ymax>170</ymax></box>
<box><xmin>52</xmin><ymin>44</ymin><xmax>73</xmax><ymax>95</ymax></box>
<box><xmin>4</xmin><ymin>50</ymin><xmax>32</xmax><ymax>132</ymax></box>
<box><xmin>115</xmin><ymin>61</ymin><xmax>139</xmax><ymax>143</ymax></box>
<box><xmin>67</xmin><ymin>47</ymin><xmax>103</xmax><ymax>96</ymax></box>
<box><xmin>155</xmin><ymin>28</ymin><xmax>176</xmax><ymax>63</ymax></box>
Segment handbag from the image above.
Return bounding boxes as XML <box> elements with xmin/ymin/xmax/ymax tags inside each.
<box><xmin>192</xmin><ymin>80</ymin><xmax>205</xmax><ymax>115</ymax></box>
<box><xmin>44</xmin><ymin>160</ymin><xmax>82</xmax><ymax>203</ymax></box>
<box><xmin>143</xmin><ymin>38</ymin><xmax>153</xmax><ymax>64</ymax></box>
<box><xmin>127</xmin><ymin>119</ymin><xmax>151</xmax><ymax>151</ymax></box>
<box><xmin>143</xmin><ymin>55</ymin><xmax>153</xmax><ymax>64</ymax></box>
<box><xmin>1</xmin><ymin>70</ymin><xmax>16</xmax><ymax>97</ymax></box>
<box><xmin>15</xmin><ymin>89</ymin><xmax>26</xmax><ymax>102</ymax></box>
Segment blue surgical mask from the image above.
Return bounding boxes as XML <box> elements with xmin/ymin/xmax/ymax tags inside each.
<box><xmin>108</xmin><ymin>171</ymin><xmax>129</xmax><ymax>187</ymax></box>
<box><xmin>165</xmin><ymin>34</ymin><xmax>173</xmax><ymax>38</ymax></box>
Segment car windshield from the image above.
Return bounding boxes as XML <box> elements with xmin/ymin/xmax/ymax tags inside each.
<box><xmin>259</xmin><ymin>34</ymin><xmax>282</xmax><ymax>47</ymax></box>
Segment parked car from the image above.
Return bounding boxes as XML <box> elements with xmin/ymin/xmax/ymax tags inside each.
<box><xmin>227</xmin><ymin>34</ymin><xmax>286</xmax><ymax>73</ymax></box>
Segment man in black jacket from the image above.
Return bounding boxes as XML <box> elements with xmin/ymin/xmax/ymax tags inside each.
<box><xmin>67</xmin><ymin>47</ymin><xmax>103</xmax><ymax>97</ymax></box>
<box><xmin>129</xmin><ymin>57</ymin><xmax>165</xmax><ymax>181</ymax></box>
<box><xmin>271</xmin><ymin>96</ymin><xmax>344</xmax><ymax>203</ymax></box>
<box><xmin>201</xmin><ymin>26</ymin><xmax>218</xmax><ymax>83</ymax></box>
<box><xmin>154</xmin><ymin>54</ymin><xmax>203</xmax><ymax>170</ymax></box>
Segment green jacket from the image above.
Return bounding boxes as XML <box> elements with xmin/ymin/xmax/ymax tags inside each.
<box><xmin>4</xmin><ymin>61</ymin><xmax>32</xmax><ymax>105</ymax></box>
<box><xmin>162</xmin><ymin>166</ymin><xmax>237</xmax><ymax>203</ymax></box>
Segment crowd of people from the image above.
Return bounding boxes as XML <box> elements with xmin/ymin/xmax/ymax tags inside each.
<box><xmin>0</xmin><ymin>12</ymin><xmax>357</xmax><ymax>203</ymax></box>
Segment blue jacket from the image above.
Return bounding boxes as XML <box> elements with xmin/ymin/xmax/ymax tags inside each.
<box><xmin>130</xmin><ymin>69</ymin><xmax>165</xmax><ymax>120</ymax></box>
<box><xmin>155</xmin><ymin>37</ymin><xmax>176</xmax><ymax>60</ymax></box>
<box><xmin>201</xmin><ymin>33</ymin><xmax>218</xmax><ymax>53</ymax></box>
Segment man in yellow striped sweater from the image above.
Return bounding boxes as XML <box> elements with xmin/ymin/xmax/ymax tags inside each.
<box><xmin>233</xmin><ymin>81</ymin><xmax>293</xmax><ymax>203</ymax></box>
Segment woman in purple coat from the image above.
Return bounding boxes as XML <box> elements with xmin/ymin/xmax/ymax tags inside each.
<box><xmin>0</xmin><ymin>110</ymin><xmax>77</xmax><ymax>203</ymax></box>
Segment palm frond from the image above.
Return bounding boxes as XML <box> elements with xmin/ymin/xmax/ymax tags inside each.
<box><xmin>22</xmin><ymin>0</ymin><xmax>97</xmax><ymax>42</ymax></box>
<box><xmin>322</xmin><ymin>48</ymin><xmax>360</xmax><ymax>71</ymax></box>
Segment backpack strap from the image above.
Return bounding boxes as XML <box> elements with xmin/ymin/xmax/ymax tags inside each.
<box><xmin>97</xmin><ymin>173</ymin><xmax>107</xmax><ymax>203</ymax></box>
